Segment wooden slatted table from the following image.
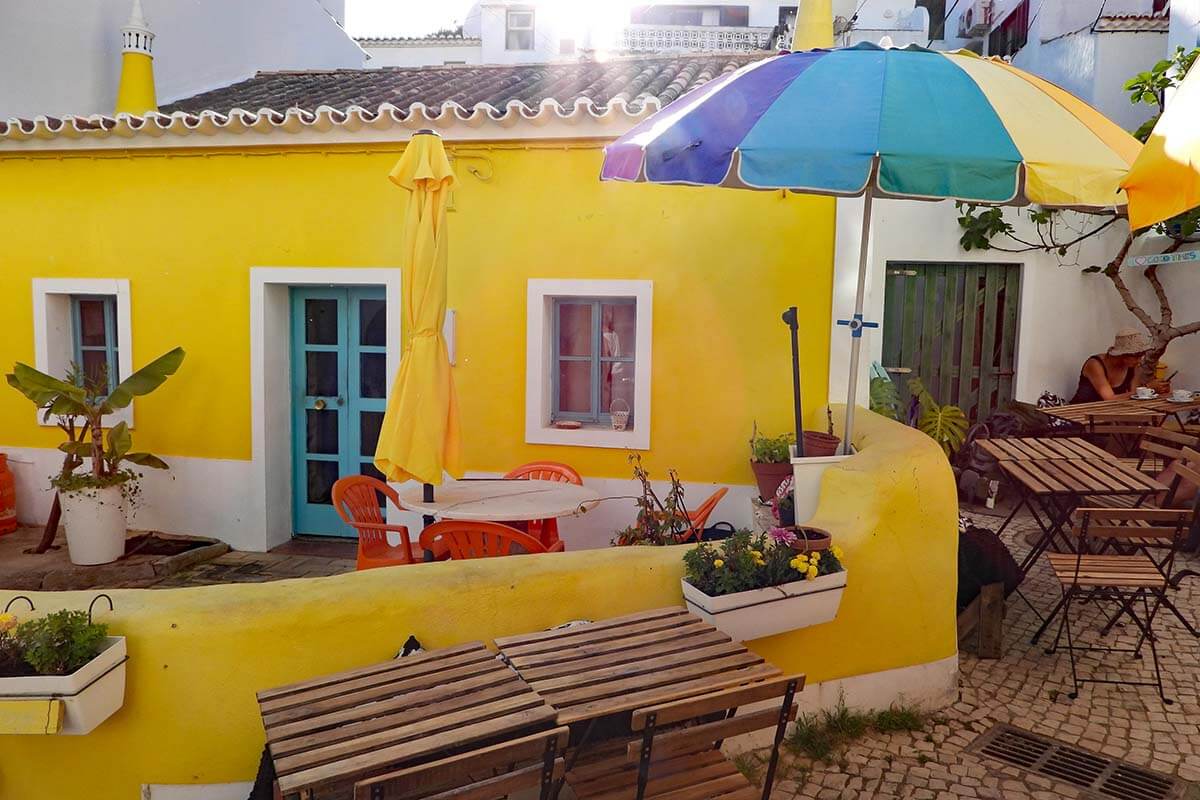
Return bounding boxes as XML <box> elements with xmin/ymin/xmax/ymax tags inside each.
<box><xmin>257</xmin><ymin>642</ymin><xmax>557</xmax><ymax>800</ymax></box>
<box><xmin>976</xmin><ymin>437</ymin><xmax>1169</xmax><ymax>575</ymax></box>
<box><xmin>494</xmin><ymin>607</ymin><xmax>781</xmax><ymax>728</ymax></box>
<box><xmin>1044</xmin><ymin>396</ymin><xmax>1200</xmax><ymax>428</ymax></box>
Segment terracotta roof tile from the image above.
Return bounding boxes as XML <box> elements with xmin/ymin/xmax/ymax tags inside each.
<box><xmin>162</xmin><ymin>53</ymin><xmax>764</xmax><ymax>117</ymax></box>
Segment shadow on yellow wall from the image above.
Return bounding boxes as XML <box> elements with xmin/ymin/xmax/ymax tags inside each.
<box><xmin>0</xmin><ymin>409</ymin><xmax>957</xmax><ymax>799</ymax></box>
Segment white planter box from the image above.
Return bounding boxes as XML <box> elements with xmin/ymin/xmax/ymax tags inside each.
<box><xmin>681</xmin><ymin>572</ymin><xmax>847</xmax><ymax>642</ymax></box>
<box><xmin>790</xmin><ymin>453</ymin><xmax>853</xmax><ymax>525</ymax></box>
<box><xmin>0</xmin><ymin>636</ymin><xmax>126</xmax><ymax>734</ymax></box>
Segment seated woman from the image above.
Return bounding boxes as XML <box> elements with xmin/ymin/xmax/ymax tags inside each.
<box><xmin>1071</xmin><ymin>328</ymin><xmax>1167</xmax><ymax>402</ymax></box>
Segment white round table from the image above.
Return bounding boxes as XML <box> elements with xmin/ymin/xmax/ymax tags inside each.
<box><xmin>398</xmin><ymin>479</ymin><xmax>600</xmax><ymax>521</ymax></box>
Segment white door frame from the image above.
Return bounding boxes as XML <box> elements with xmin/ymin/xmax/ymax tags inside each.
<box><xmin>249</xmin><ymin>267</ymin><xmax>402</xmax><ymax>551</ymax></box>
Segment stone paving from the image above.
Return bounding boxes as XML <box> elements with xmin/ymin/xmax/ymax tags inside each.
<box><xmin>764</xmin><ymin>510</ymin><xmax>1200</xmax><ymax>800</ymax></box>
<box><xmin>125</xmin><ymin>546</ymin><xmax>354</xmax><ymax>587</ymax></box>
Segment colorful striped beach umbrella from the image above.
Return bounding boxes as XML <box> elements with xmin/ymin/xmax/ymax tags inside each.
<box><xmin>602</xmin><ymin>43</ymin><xmax>1140</xmax><ymax>450</ymax></box>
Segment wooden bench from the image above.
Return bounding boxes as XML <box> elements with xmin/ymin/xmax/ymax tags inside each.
<box><xmin>564</xmin><ymin>674</ymin><xmax>804</xmax><ymax>800</ymax></box>
<box><xmin>352</xmin><ymin>726</ymin><xmax>570</xmax><ymax>800</ymax></box>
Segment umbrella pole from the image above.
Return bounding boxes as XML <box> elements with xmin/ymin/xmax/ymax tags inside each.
<box><xmin>782</xmin><ymin>307</ymin><xmax>806</xmax><ymax>458</ymax></box>
<box><xmin>841</xmin><ymin>187</ymin><xmax>877</xmax><ymax>455</ymax></box>
<box><xmin>422</xmin><ymin>482</ymin><xmax>436</xmax><ymax>562</ymax></box>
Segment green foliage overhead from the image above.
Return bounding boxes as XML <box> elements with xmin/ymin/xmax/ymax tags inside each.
<box><xmin>1125</xmin><ymin>47</ymin><xmax>1199</xmax><ymax>142</ymax></box>
<box><xmin>15</xmin><ymin>610</ymin><xmax>108</xmax><ymax>676</ymax></box>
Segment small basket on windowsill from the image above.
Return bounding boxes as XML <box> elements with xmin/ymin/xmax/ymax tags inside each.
<box><xmin>610</xmin><ymin>399</ymin><xmax>631</xmax><ymax>432</ymax></box>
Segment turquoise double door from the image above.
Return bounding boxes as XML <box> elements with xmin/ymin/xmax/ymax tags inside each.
<box><xmin>291</xmin><ymin>286</ymin><xmax>389</xmax><ymax>537</ymax></box>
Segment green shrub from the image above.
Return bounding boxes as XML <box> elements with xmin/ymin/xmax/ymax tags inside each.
<box><xmin>15</xmin><ymin>610</ymin><xmax>108</xmax><ymax>676</ymax></box>
<box><xmin>750</xmin><ymin>424</ymin><xmax>794</xmax><ymax>463</ymax></box>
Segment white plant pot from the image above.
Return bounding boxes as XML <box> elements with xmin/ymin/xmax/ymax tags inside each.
<box><xmin>681</xmin><ymin>572</ymin><xmax>847</xmax><ymax>642</ymax></box>
<box><xmin>0</xmin><ymin>636</ymin><xmax>127</xmax><ymax>734</ymax></box>
<box><xmin>790</xmin><ymin>453</ymin><xmax>853</xmax><ymax>525</ymax></box>
<box><xmin>60</xmin><ymin>485</ymin><xmax>127</xmax><ymax>565</ymax></box>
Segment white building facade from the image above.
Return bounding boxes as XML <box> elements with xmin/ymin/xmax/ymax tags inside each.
<box><xmin>0</xmin><ymin>0</ymin><xmax>365</xmax><ymax>119</ymax></box>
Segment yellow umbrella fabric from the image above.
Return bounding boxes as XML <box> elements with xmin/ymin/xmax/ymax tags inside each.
<box><xmin>374</xmin><ymin>131</ymin><xmax>462</xmax><ymax>485</ymax></box>
<box><xmin>1122</xmin><ymin>63</ymin><xmax>1200</xmax><ymax>230</ymax></box>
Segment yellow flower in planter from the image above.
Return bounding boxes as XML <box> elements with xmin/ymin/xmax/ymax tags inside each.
<box><xmin>0</xmin><ymin>612</ymin><xmax>16</xmax><ymax>633</ymax></box>
<box><xmin>713</xmin><ymin>559</ymin><xmax>725</xmax><ymax>568</ymax></box>
<box><xmin>832</xmin><ymin>545</ymin><xmax>844</xmax><ymax>560</ymax></box>
<box><xmin>806</xmin><ymin>565</ymin><xmax>819</xmax><ymax>580</ymax></box>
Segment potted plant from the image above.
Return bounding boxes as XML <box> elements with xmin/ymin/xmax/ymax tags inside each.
<box><xmin>611</xmin><ymin>454</ymin><xmax>692</xmax><ymax>546</ymax></box>
<box><xmin>750</xmin><ymin>425</ymin><xmax>795</xmax><ymax>501</ymax></box>
<box><xmin>681</xmin><ymin>529</ymin><xmax>846</xmax><ymax>642</ymax></box>
<box><xmin>6</xmin><ymin>348</ymin><xmax>185</xmax><ymax>565</ymax></box>
<box><xmin>0</xmin><ymin>607</ymin><xmax>126</xmax><ymax>735</ymax></box>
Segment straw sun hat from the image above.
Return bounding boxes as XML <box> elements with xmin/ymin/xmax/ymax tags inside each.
<box><xmin>1108</xmin><ymin>328</ymin><xmax>1152</xmax><ymax>356</ymax></box>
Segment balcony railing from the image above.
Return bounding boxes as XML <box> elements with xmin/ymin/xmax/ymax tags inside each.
<box><xmin>620</xmin><ymin>24</ymin><xmax>777</xmax><ymax>53</ymax></box>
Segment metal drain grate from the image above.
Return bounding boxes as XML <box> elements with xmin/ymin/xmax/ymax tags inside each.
<box><xmin>969</xmin><ymin>724</ymin><xmax>1187</xmax><ymax>800</ymax></box>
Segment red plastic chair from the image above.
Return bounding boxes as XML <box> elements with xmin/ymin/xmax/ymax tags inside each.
<box><xmin>418</xmin><ymin>520</ymin><xmax>566</xmax><ymax>561</ymax></box>
<box><xmin>332</xmin><ymin>476</ymin><xmax>419</xmax><ymax>571</ymax></box>
<box><xmin>679</xmin><ymin>487</ymin><xmax>730</xmax><ymax>543</ymax></box>
<box><xmin>503</xmin><ymin>461</ymin><xmax>583</xmax><ymax>547</ymax></box>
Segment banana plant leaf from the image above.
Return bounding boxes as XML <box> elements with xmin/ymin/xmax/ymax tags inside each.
<box><xmin>106</xmin><ymin>347</ymin><xmax>185</xmax><ymax>410</ymax></box>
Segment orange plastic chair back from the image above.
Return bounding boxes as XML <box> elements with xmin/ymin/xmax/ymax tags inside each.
<box><xmin>418</xmin><ymin>520</ymin><xmax>565</xmax><ymax>561</ymax></box>
<box><xmin>332</xmin><ymin>475</ymin><xmax>417</xmax><ymax>570</ymax></box>
<box><xmin>503</xmin><ymin>461</ymin><xmax>584</xmax><ymax>485</ymax></box>
<box><xmin>680</xmin><ymin>487</ymin><xmax>730</xmax><ymax>543</ymax></box>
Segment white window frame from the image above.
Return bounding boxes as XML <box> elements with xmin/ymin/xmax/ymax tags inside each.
<box><xmin>506</xmin><ymin>8</ymin><xmax>535</xmax><ymax>50</ymax></box>
<box><xmin>526</xmin><ymin>279</ymin><xmax>652</xmax><ymax>450</ymax></box>
<box><xmin>32</xmin><ymin>278</ymin><xmax>133</xmax><ymax>427</ymax></box>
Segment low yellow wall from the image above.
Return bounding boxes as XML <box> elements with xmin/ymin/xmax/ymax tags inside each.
<box><xmin>0</xmin><ymin>410</ymin><xmax>957</xmax><ymax>799</ymax></box>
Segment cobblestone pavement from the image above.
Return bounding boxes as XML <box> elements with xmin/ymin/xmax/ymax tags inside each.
<box><xmin>766</xmin><ymin>511</ymin><xmax>1200</xmax><ymax>800</ymax></box>
<box><xmin>119</xmin><ymin>547</ymin><xmax>354</xmax><ymax>587</ymax></box>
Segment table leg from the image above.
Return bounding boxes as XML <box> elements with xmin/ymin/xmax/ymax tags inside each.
<box><xmin>552</xmin><ymin>717</ymin><xmax>599</xmax><ymax>800</ymax></box>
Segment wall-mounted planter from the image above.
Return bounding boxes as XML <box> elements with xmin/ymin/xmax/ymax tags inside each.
<box><xmin>681</xmin><ymin>572</ymin><xmax>847</xmax><ymax>642</ymax></box>
<box><xmin>0</xmin><ymin>636</ymin><xmax>126</xmax><ymax>735</ymax></box>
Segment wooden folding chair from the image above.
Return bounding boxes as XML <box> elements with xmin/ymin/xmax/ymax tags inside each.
<box><xmin>352</xmin><ymin>726</ymin><xmax>570</xmax><ymax>800</ymax></box>
<box><xmin>1085</xmin><ymin>412</ymin><xmax>1163</xmax><ymax>457</ymax></box>
<box><xmin>565</xmin><ymin>674</ymin><xmax>803</xmax><ymax>800</ymax></box>
<box><xmin>1044</xmin><ymin>507</ymin><xmax>1191</xmax><ymax>704</ymax></box>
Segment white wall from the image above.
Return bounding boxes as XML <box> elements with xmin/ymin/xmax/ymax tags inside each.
<box><xmin>1171</xmin><ymin>0</ymin><xmax>1200</xmax><ymax>51</ymax></box>
<box><xmin>364</xmin><ymin>43</ymin><xmax>483</xmax><ymax>68</ymax></box>
<box><xmin>828</xmin><ymin>197</ymin><xmax>1138</xmax><ymax>413</ymax></box>
<box><xmin>0</xmin><ymin>0</ymin><xmax>365</xmax><ymax>119</ymax></box>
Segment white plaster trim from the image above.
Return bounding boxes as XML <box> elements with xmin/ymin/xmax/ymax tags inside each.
<box><xmin>249</xmin><ymin>267</ymin><xmax>402</xmax><ymax>551</ymax></box>
<box><xmin>525</xmin><ymin>279</ymin><xmax>652</xmax><ymax>450</ymax></box>
<box><xmin>142</xmin><ymin>783</ymin><xmax>253</xmax><ymax>800</ymax></box>
<box><xmin>722</xmin><ymin>653</ymin><xmax>960</xmax><ymax>752</ymax></box>
<box><xmin>30</xmin><ymin>278</ymin><xmax>133</xmax><ymax>428</ymax></box>
<box><xmin>0</xmin><ymin>100</ymin><xmax>659</xmax><ymax>153</ymax></box>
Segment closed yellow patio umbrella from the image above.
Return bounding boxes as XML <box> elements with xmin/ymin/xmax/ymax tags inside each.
<box><xmin>374</xmin><ymin>130</ymin><xmax>462</xmax><ymax>487</ymax></box>
<box><xmin>1122</xmin><ymin>63</ymin><xmax>1200</xmax><ymax>230</ymax></box>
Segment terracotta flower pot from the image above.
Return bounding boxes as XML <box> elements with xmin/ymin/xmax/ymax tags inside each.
<box><xmin>801</xmin><ymin>431</ymin><xmax>841</xmax><ymax>457</ymax></box>
<box><xmin>750</xmin><ymin>461</ymin><xmax>792</xmax><ymax>501</ymax></box>
<box><xmin>788</xmin><ymin>526</ymin><xmax>833</xmax><ymax>553</ymax></box>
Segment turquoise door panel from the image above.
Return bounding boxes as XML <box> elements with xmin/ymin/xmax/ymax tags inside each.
<box><xmin>290</xmin><ymin>286</ymin><xmax>387</xmax><ymax>537</ymax></box>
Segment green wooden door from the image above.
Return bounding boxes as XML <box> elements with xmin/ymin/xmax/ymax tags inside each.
<box><xmin>881</xmin><ymin>262</ymin><xmax>1021</xmax><ymax>423</ymax></box>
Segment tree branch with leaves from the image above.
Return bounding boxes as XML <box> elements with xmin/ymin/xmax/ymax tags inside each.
<box><xmin>956</xmin><ymin>47</ymin><xmax>1200</xmax><ymax>383</ymax></box>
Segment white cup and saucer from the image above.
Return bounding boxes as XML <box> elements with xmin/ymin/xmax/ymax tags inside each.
<box><xmin>1169</xmin><ymin>389</ymin><xmax>1195</xmax><ymax>403</ymax></box>
<box><xmin>1133</xmin><ymin>387</ymin><xmax>1157</xmax><ymax>400</ymax></box>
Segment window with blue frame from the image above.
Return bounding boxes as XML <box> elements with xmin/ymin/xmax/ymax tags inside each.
<box><xmin>552</xmin><ymin>297</ymin><xmax>637</xmax><ymax>427</ymax></box>
<box><xmin>70</xmin><ymin>295</ymin><xmax>119</xmax><ymax>393</ymax></box>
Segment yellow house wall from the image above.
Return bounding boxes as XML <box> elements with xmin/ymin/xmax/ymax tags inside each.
<box><xmin>0</xmin><ymin>141</ymin><xmax>834</xmax><ymax>486</ymax></box>
<box><xmin>0</xmin><ymin>410</ymin><xmax>959</xmax><ymax>800</ymax></box>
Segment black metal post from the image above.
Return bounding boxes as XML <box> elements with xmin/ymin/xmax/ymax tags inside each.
<box><xmin>782</xmin><ymin>307</ymin><xmax>806</xmax><ymax>458</ymax></box>
<box><xmin>422</xmin><ymin>482</ymin><xmax>436</xmax><ymax>562</ymax></box>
